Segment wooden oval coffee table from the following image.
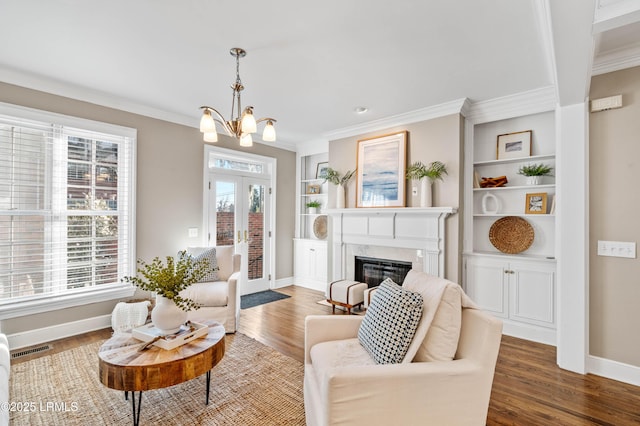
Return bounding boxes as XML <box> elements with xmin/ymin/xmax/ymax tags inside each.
<box><xmin>98</xmin><ymin>320</ymin><xmax>225</xmax><ymax>426</ymax></box>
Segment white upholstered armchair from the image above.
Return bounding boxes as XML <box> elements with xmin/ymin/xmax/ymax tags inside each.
<box><xmin>179</xmin><ymin>246</ymin><xmax>241</xmax><ymax>333</ymax></box>
<box><xmin>304</xmin><ymin>272</ymin><xmax>503</xmax><ymax>426</ymax></box>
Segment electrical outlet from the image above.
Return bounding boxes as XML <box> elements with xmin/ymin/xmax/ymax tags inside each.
<box><xmin>188</xmin><ymin>227</ymin><xmax>198</xmax><ymax>238</ymax></box>
<box><xmin>597</xmin><ymin>240</ymin><xmax>636</xmax><ymax>258</ymax></box>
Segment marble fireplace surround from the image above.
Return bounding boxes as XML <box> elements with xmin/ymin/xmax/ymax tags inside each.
<box><xmin>326</xmin><ymin>207</ymin><xmax>457</xmax><ymax>282</ymax></box>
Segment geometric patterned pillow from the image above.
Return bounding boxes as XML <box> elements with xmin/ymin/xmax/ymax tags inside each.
<box><xmin>191</xmin><ymin>247</ymin><xmax>219</xmax><ymax>282</ymax></box>
<box><xmin>357</xmin><ymin>278</ymin><xmax>424</xmax><ymax>364</ymax></box>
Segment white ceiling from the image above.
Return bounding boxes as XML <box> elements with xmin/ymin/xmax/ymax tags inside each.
<box><xmin>0</xmin><ymin>0</ymin><xmax>639</xmax><ymax>149</ymax></box>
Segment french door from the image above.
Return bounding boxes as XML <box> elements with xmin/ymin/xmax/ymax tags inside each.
<box><xmin>208</xmin><ymin>173</ymin><xmax>271</xmax><ymax>295</ymax></box>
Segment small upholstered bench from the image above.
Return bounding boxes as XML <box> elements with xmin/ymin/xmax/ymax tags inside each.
<box><xmin>326</xmin><ymin>280</ymin><xmax>367</xmax><ymax>314</ymax></box>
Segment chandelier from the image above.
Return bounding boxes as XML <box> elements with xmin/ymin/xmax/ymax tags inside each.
<box><xmin>199</xmin><ymin>47</ymin><xmax>277</xmax><ymax>147</ymax></box>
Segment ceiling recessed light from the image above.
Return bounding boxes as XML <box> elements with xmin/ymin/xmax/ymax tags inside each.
<box><xmin>354</xmin><ymin>106</ymin><xmax>368</xmax><ymax>114</ymax></box>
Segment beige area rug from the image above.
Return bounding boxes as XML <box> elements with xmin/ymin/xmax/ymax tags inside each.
<box><xmin>9</xmin><ymin>333</ymin><xmax>305</xmax><ymax>425</ymax></box>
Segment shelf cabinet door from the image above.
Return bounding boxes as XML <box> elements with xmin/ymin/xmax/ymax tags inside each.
<box><xmin>465</xmin><ymin>257</ymin><xmax>508</xmax><ymax>318</ymax></box>
<box><xmin>509</xmin><ymin>261</ymin><xmax>555</xmax><ymax>328</ymax></box>
<box><xmin>294</xmin><ymin>239</ymin><xmax>328</xmax><ymax>289</ymax></box>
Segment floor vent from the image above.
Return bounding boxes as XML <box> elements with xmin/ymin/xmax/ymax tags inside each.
<box><xmin>11</xmin><ymin>344</ymin><xmax>51</xmax><ymax>359</ymax></box>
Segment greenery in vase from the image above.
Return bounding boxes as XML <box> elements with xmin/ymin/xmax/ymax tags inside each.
<box><xmin>405</xmin><ymin>161</ymin><xmax>448</xmax><ymax>182</ymax></box>
<box><xmin>306</xmin><ymin>200</ymin><xmax>321</xmax><ymax>208</ymax></box>
<box><xmin>322</xmin><ymin>167</ymin><xmax>356</xmax><ymax>187</ymax></box>
<box><xmin>122</xmin><ymin>251</ymin><xmax>215</xmax><ymax>311</ymax></box>
<box><xmin>517</xmin><ymin>163</ymin><xmax>554</xmax><ymax>177</ymax></box>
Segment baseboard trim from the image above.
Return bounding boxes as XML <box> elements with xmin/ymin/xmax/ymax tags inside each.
<box><xmin>502</xmin><ymin>321</ymin><xmax>556</xmax><ymax>347</ymax></box>
<box><xmin>587</xmin><ymin>355</ymin><xmax>640</xmax><ymax>387</ymax></box>
<box><xmin>293</xmin><ymin>280</ymin><xmax>326</xmax><ymax>293</ymax></box>
<box><xmin>7</xmin><ymin>314</ymin><xmax>112</xmax><ymax>350</ymax></box>
<box><xmin>274</xmin><ymin>276</ymin><xmax>294</xmax><ymax>289</ymax></box>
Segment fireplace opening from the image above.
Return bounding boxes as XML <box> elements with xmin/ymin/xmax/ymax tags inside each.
<box><xmin>354</xmin><ymin>256</ymin><xmax>413</xmax><ymax>288</ymax></box>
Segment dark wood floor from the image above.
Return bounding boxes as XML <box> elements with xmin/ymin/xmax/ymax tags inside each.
<box><xmin>11</xmin><ymin>285</ymin><xmax>640</xmax><ymax>425</ymax></box>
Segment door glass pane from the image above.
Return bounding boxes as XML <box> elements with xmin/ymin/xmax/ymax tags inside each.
<box><xmin>215</xmin><ymin>181</ymin><xmax>235</xmax><ymax>246</ymax></box>
<box><xmin>247</xmin><ymin>184</ymin><xmax>265</xmax><ymax>280</ymax></box>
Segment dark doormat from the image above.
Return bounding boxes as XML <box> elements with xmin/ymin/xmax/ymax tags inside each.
<box><xmin>241</xmin><ymin>290</ymin><xmax>291</xmax><ymax>309</ymax></box>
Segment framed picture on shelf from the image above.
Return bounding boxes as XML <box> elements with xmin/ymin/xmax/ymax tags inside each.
<box><xmin>497</xmin><ymin>130</ymin><xmax>532</xmax><ymax>160</ymax></box>
<box><xmin>525</xmin><ymin>192</ymin><xmax>547</xmax><ymax>214</ymax></box>
<box><xmin>315</xmin><ymin>162</ymin><xmax>329</xmax><ymax>179</ymax></box>
<box><xmin>356</xmin><ymin>131</ymin><xmax>407</xmax><ymax>208</ymax></box>
<box><xmin>306</xmin><ymin>184</ymin><xmax>321</xmax><ymax>194</ymax></box>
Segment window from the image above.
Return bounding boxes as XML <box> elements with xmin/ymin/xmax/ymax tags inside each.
<box><xmin>0</xmin><ymin>103</ymin><xmax>136</xmax><ymax>318</ymax></box>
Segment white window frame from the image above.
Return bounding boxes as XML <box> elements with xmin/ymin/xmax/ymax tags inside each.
<box><xmin>0</xmin><ymin>102</ymin><xmax>136</xmax><ymax>319</ymax></box>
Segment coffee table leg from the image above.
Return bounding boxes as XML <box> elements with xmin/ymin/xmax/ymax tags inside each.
<box><xmin>206</xmin><ymin>370</ymin><xmax>211</xmax><ymax>405</ymax></box>
<box><xmin>130</xmin><ymin>391</ymin><xmax>143</xmax><ymax>426</ymax></box>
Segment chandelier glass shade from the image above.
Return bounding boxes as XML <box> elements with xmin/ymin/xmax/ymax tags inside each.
<box><xmin>199</xmin><ymin>48</ymin><xmax>277</xmax><ymax>147</ymax></box>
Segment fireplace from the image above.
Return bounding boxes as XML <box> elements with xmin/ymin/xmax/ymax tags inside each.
<box><xmin>327</xmin><ymin>207</ymin><xmax>456</xmax><ymax>282</ymax></box>
<box><xmin>354</xmin><ymin>256</ymin><xmax>412</xmax><ymax>288</ymax></box>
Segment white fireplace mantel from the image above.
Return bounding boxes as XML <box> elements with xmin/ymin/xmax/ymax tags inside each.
<box><xmin>326</xmin><ymin>207</ymin><xmax>457</xmax><ymax>281</ymax></box>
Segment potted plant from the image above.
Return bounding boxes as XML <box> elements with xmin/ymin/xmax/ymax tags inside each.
<box><xmin>306</xmin><ymin>199</ymin><xmax>321</xmax><ymax>214</ymax></box>
<box><xmin>405</xmin><ymin>161</ymin><xmax>448</xmax><ymax>207</ymax></box>
<box><xmin>322</xmin><ymin>167</ymin><xmax>356</xmax><ymax>208</ymax></box>
<box><xmin>122</xmin><ymin>251</ymin><xmax>213</xmax><ymax>334</ymax></box>
<box><xmin>517</xmin><ymin>163</ymin><xmax>553</xmax><ymax>185</ymax></box>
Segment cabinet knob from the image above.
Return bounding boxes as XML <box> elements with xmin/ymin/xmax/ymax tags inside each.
<box><xmin>504</xmin><ymin>269</ymin><xmax>515</xmax><ymax>274</ymax></box>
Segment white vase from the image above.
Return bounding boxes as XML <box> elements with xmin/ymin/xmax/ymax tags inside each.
<box><xmin>420</xmin><ymin>179</ymin><xmax>433</xmax><ymax>207</ymax></box>
<box><xmin>151</xmin><ymin>295</ymin><xmax>187</xmax><ymax>334</ymax></box>
<box><xmin>308</xmin><ymin>207</ymin><xmax>317</xmax><ymax>214</ymax></box>
<box><xmin>336</xmin><ymin>185</ymin><xmax>345</xmax><ymax>209</ymax></box>
<box><xmin>482</xmin><ymin>192</ymin><xmax>500</xmax><ymax>214</ymax></box>
<box><xmin>526</xmin><ymin>176</ymin><xmax>542</xmax><ymax>185</ymax></box>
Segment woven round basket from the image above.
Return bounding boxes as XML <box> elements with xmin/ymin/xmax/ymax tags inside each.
<box><xmin>489</xmin><ymin>216</ymin><xmax>534</xmax><ymax>254</ymax></box>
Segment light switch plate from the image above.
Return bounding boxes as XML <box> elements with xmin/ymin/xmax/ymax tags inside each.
<box><xmin>597</xmin><ymin>240</ymin><xmax>636</xmax><ymax>258</ymax></box>
<box><xmin>188</xmin><ymin>227</ymin><xmax>198</xmax><ymax>238</ymax></box>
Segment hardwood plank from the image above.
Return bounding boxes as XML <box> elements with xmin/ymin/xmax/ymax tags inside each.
<box><xmin>10</xmin><ymin>285</ymin><xmax>640</xmax><ymax>426</ymax></box>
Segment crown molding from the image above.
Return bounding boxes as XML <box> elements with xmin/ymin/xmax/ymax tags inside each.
<box><xmin>323</xmin><ymin>98</ymin><xmax>469</xmax><ymax>142</ymax></box>
<box><xmin>466</xmin><ymin>86</ymin><xmax>557</xmax><ymax>124</ymax></box>
<box><xmin>0</xmin><ymin>66</ymin><xmax>298</xmax><ymax>152</ymax></box>
<box><xmin>593</xmin><ymin>43</ymin><xmax>640</xmax><ymax>75</ymax></box>
<box><xmin>594</xmin><ymin>0</ymin><xmax>640</xmax><ymax>33</ymax></box>
<box><xmin>0</xmin><ymin>66</ymin><xmax>198</xmax><ymax>127</ymax></box>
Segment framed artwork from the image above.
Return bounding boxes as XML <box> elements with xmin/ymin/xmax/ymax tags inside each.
<box><xmin>525</xmin><ymin>192</ymin><xmax>547</xmax><ymax>214</ymax></box>
<box><xmin>356</xmin><ymin>131</ymin><xmax>407</xmax><ymax>208</ymax></box>
<box><xmin>306</xmin><ymin>184</ymin><xmax>321</xmax><ymax>194</ymax></box>
<box><xmin>497</xmin><ymin>130</ymin><xmax>532</xmax><ymax>160</ymax></box>
<box><xmin>315</xmin><ymin>161</ymin><xmax>329</xmax><ymax>179</ymax></box>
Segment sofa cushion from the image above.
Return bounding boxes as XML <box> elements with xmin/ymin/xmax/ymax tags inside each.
<box><xmin>179</xmin><ymin>281</ymin><xmax>228</xmax><ymax>307</ymax></box>
<box><xmin>415</xmin><ymin>284</ymin><xmax>462</xmax><ymax>361</ymax></box>
<box><xmin>357</xmin><ymin>278</ymin><xmax>423</xmax><ymax>364</ymax></box>
<box><xmin>310</xmin><ymin>338</ymin><xmax>375</xmax><ymax>384</ymax></box>
<box><xmin>188</xmin><ymin>247</ymin><xmax>219</xmax><ymax>282</ymax></box>
<box><xmin>402</xmin><ymin>271</ymin><xmax>462</xmax><ymax>362</ymax></box>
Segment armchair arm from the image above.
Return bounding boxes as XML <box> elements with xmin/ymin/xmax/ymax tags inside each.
<box><xmin>325</xmin><ymin>360</ymin><xmax>493</xmax><ymax>425</ymax></box>
<box><xmin>227</xmin><ymin>271</ymin><xmax>241</xmax><ymax>313</ymax></box>
<box><xmin>304</xmin><ymin>315</ymin><xmax>364</xmax><ymax>364</ymax></box>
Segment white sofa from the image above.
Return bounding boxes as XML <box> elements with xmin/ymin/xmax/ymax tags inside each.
<box><xmin>180</xmin><ymin>246</ymin><xmax>241</xmax><ymax>333</ymax></box>
<box><xmin>304</xmin><ymin>272</ymin><xmax>503</xmax><ymax>426</ymax></box>
<box><xmin>0</xmin><ymin>333</ymin><xmax>9</xmax><ymax>426</ymax></box>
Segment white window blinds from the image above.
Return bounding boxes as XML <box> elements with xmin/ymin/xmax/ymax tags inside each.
<box><xmin>0</xmin><ymin>106</ymin><xmax>135</xmax><ymax>308</ymax></box>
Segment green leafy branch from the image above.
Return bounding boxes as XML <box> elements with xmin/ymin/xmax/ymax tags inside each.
<box><xmin>122</xmin><ymin>250</ymin><xmax>216</xmax><ymax>311</ymax></box>
<box><xmin>322</xmin><ymin>167</ymin><xmax>356</xmax><ymax>187</ymax></box>
<box><xmin>406</xmin><ymin>161</ymin><xmax>448</xmax><ymax>182</ymax></box>
<box><xmin>517</xmin><ymin>163</ymin><xmax>554</xmax><ymax>177</ymax></box>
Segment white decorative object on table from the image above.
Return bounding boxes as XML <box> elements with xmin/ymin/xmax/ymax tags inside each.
<box><xmin>152</xmin><ymin>295</ymin><xmax>188</xmax><ymax>335</ymax></box>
